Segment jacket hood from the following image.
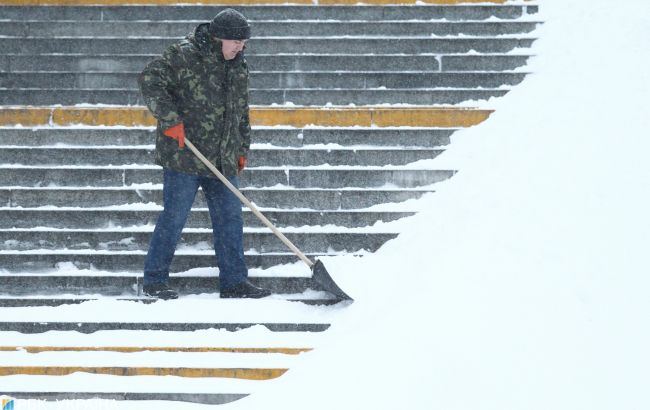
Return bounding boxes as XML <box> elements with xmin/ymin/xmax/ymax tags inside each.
<box><xmin>190</xmin><ymin>24</ymin><xmax>211</xmax><ymax>50</ymax></box>
<box><xmin>186</xmin><ymin>23</ymin><xmax>219</xmax><ymax>58</ymax></box>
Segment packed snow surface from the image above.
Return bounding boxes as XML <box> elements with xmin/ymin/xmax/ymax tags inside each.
<box><xmin>227</xmin><ymin>1</ymin><xmax>650</xmax><ymax>409</ymax></box>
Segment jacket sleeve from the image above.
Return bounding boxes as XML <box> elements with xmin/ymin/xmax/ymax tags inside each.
<box><xmin>238</xmin><ymin>64</ymin><xmax>251</xmax><ymax>157</ymax></box>
<box><xmin>239</xmin><ymin>110</ymin><xmax>251</xmax><ymax>157</ymax></box>
<box><xmin>138</xmin><ymin>46</ymin><xmax>182</xmax><ymax>130</ymax></box>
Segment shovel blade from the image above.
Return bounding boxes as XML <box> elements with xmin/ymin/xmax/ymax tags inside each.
<box><xmin>311</xmin><ymin>259</ymin><xmax>353</xmax><ymax>301</ymax></box>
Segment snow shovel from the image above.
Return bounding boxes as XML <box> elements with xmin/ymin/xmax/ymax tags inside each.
<box><xmin>184</xmin><ymin>137</ymin><xmax>353</xmax><ymax>301</ymax></box>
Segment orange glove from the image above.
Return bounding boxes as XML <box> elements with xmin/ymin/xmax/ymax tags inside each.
<box><xmin>163</xmin><ymin>122</ymin><xmax>185</xmax><ymax>148</ymax></box>
<box><xmin>238</xmin><ymin>155</ymin><xmax>247</xmax><ymax>173</ymax></box>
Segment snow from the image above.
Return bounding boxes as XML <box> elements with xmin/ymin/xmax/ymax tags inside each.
<box><xmin>1</xmin><ymin>374</ymin><xmax>256</xmax><ymax>395</ymax></box>
<box><xmin>223</xmin><ymin>1</ymin><xmax>648</xmax><ymax>410</ymax></box>
<box><xmin>0</xmin><ymin>223</ymin><xmax>402</xmax><ymax>233</ymax></box>
<box><xmin>0</xmin><ymin>300</ymin><xmax>338</xmax><ymax>326</ymax></box>
<box><xmin>0</xmin><ymin>326</ymin><xmax>323</xmax><ymax>349</ymax></box>
<box><xmin>3</xmin><ymin>0</ymin><xmax>650</xmax><ymax>408</ymax></box>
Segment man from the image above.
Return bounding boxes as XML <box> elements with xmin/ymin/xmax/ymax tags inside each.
<box><xmin>138</xmin><ymin>8</ymin><xmax>271</xmax><ymax>300</ymax></box>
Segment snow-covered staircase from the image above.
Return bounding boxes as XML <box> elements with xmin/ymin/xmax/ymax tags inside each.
<box><xmin>0</xmin><ymin>311</ymin><xmax>327</xmax><ymax>405</ymax></box>
<box><xmin>0</xmin><ymin>4</ymin><xmax>538</xmax><ymax>105</ymax></box>
<box><xmin>0</xmin><ymin>0</ymin><xmax>539</xmax><ymax>406</ymax></box>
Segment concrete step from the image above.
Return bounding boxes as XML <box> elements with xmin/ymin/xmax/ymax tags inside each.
<box><xmin>1</xmin><ymin>275</ymin><xmax>316</xmax><ymax>295</ymax></box>
<box><xmin>0</xmin><ymin>251</ymin><xmax>329</xmax><ymax>271</ymax></box>
<box><xmin>0</xmin><ymin>147</ymin><xmax>442</xmax><ymax>169</ymax></box>
<box><xmin>0</xmin><ymin>209</ymin><xmax>415</xmax><ymax>229</ymax></box>
<box><xmin>1</xmin><ymin>187</ymin><xmax>434</xmax><ymax>209</ymax></box>
<box><xmin>0</xmin><ymin>127</ymin><xmax>454</xmax><ymax>148</ymax></box>
<box><xmin>0</xmin><ymin>167</ymin><xmax>453</xmax><ymax>188</ymax></box>
<box><xmin>0</xmin><ymin>146</ymin><xmax>444</xmax><ymax>167</ymax></box>
<box><xmin>2</xmin><ymin>392</ymin><xmax>246</xmax><ymax>405</ymax></box>
<box><xmin>0</xmin><ymin>229</ymin><xmax>398</xmax><ymax>253</ymax></box>
<box><xmin>0</xmin><ymin>71</ymin><xmax>528</xmax><ymax>89</ymax></box>
<box><xmin>0</xmin><ymin>297</ymin><xmax>339</xmax><ymax>306</ymax></box>
<box><xmin>213</xmin><ymin>88</ymin><xmax>509</xmax><ymax>106</ymax></box>
<box><xmin>0</xmin><ymin>54</ymin><xmax>532</xmax><ymax>72</ymax></box>
<box><xmin>0</xmin><ymin>147</ymin><xmax>163</xmax><ymax>166</ymax></box>
<box><xmin>0</xmin><ymin>321</ymin><xmax>330</xmax><ymax>333</ymax></box>
<box><xmin>0</xmin><ymin>20</ymin><xmax>541</xmax><ymax>37</ymax></box>
<box><xmin>2</xmin><ymin>37</ymin><xmax>536</xmax><ymax>55</ymax></box>
<box><xmin>0</xmin><ymin>88</ymin><xmax>510</xmax><ymax>106</ymax></box>
<box><xmin>0</xmin><ymin>5</ymin><xmax>538</xmax><ymax>22</ymax></box>
<box><xmin>0</xmin><ymin>166</ymin><xmax>453</xmax><ymax>189</ymax></box>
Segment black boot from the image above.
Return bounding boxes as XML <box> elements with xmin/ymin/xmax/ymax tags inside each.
<box><xmin>220</xmin><ymin>280</ymin><xmax>272</xmax><ymax>299</ymax></box>
<box><xmin>143</xmin><ymin>282</ymin><xmax>179</xmax><ymax>300</ymax></box>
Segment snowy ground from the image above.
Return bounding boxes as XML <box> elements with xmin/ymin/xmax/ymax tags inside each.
<box><xmin>3</xmin><ymin>0</ymin><xmax>650</xmax><ymax>408</ymax></box>
<box><xmin>226</xmin><ymin>1</ymin><xmax>650</xmax><ymax>409</ymax></box>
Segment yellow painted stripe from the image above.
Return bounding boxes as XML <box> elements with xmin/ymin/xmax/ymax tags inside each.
<box><xmin>51</xmin><ymin>107</ymin><xmax>156</xmax><ymax>127</ymax></box>
<box><xmin>253</xmin><ymin>107</ymin><xmax>373</xmax><ymax>128</ymax></box>
<box><xmin>0</xmin><ymin>0</ymin><xmax>530</xmax><ymax>5</ymax></box>
<box><xmin>0</xmin><ymin>366</ymin><xmax>287</xmax><ymax>380</ymax></box>
<box><xmin>0</xmin><ymin>106</ymin><xmax>492</xmax><ymax>128</ymax></box>
<box><xmin>0</xmin><ymin>107</ymin><xmax>51</xmax><ymax>127</ymax></box>
<box><xmin>255</xmin><ymin>107</ymin><xmax>493</xmax><ymax>128</ymax></box>
<box><xmin>370</xmin><ymin>107</ymin><xmax>491</xmax><ymax>127</ymax></box>
<box><xmin>0</xmin><ymin>346</ymin><xmax>311</xmax><ymax>355</ymax></box>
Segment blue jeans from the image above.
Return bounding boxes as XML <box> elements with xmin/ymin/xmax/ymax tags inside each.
<box><xmin>144</xmin><ymin>168</ymin><xmax>248</xmax><ymax>290</ymax></box>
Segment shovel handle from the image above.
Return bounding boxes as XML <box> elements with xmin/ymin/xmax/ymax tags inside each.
<box><xmin>184</xmin><ymin>137</ymin><xmax>315</xmax><ymax>269</ymax></box>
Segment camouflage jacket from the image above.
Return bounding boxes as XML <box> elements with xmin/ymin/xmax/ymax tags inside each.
<box><xmin>138</xmin><ymin>23</ymin><xmax>251</xmax><ymax>177</ymax></box>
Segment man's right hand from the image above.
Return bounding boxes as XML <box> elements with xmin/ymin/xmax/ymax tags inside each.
<box><xmin>163</xmin><ymin>122</ymin><xmax>185</xmax><ymax>148</ymax></box>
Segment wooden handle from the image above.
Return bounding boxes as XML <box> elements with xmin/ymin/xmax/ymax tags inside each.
<box><xmin>184</xmin><ymin>138</ymin><xmax>314</xmax><ymax>268</ymax></box>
